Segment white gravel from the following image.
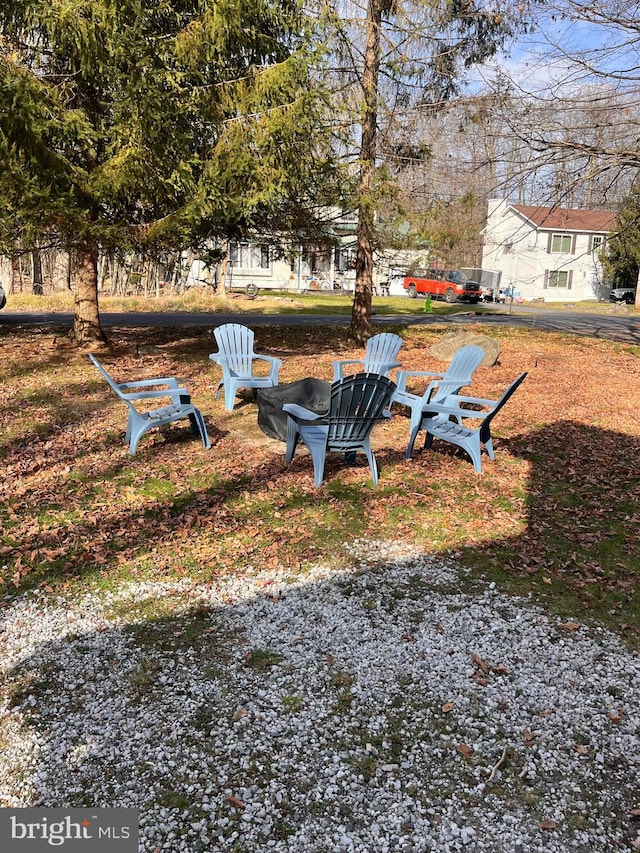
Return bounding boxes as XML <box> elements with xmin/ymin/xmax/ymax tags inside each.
<box><xmin>1</xmin><ymin>540</ymin><xmax>639</xmax><ymax>852</ymax></box>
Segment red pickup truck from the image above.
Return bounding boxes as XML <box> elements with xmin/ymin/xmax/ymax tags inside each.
<box><xmin>402</xmin><ymin>269</ymin><xmax>483</xmax><ymax>303</ymax></box>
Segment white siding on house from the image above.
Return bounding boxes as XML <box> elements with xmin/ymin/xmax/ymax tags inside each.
<box><xmin>481</xmin><ymin>198</ymin><xmax>612</xmax><ymax>302</ymax></box>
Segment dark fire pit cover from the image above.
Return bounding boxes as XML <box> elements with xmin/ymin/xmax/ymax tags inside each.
<box><xmin>257</xmin><ymin>378</ymin><xmax>331</xmax><ymax>442</ymax></box>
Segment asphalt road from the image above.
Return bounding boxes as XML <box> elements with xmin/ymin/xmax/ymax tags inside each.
<box><xmin>1</xmin><ymin>305</ymin><xmax>639</xmax><ymax>344</ymax></box>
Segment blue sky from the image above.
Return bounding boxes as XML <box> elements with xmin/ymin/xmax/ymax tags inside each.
<box><xmin>473</xmin><ymin>8</ymin><xmax>634</xmax><ymax>95</ymax></box>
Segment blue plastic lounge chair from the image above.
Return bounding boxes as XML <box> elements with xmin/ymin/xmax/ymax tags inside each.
<box><xmin>283</xmin><ymin>373</ymin><xmax>396</xmax><ymax>486</ymax></box>
<box><xmin>332</xmin><ymin>332</ymin><xmax>403</xmax><ymax>381</ymax></box>
<box><xmin>391</xmin><ymin>344</ymin><xmax>485</xmax><ymax>437</ymax></box>
<box><xmin>405</xmin><ymin>372</ymin><xmax>527</xmax><ymax>472</ymax></box>
<box><xmin>89</xmin><ymin>354</ymin><xmax>210</xmax><ymax>455</ymax></box>
<box><xmin>209</xmin><ymin>323</ymin><xmax>282</xmax><ymax>411</ymax></box>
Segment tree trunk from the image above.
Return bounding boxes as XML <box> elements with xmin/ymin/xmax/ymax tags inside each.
<box><xmin>349</xmin><ymin>0</ymin><xmax>383</xmax><ymax>346</ymax></box>
<box><xmin>32</xmin><ymin>249</ymin><xmax>44</xmax><ymax>295</ymax></box>
<box><xmin>70</xmin><ymin>240</ymin><xmax>107</xmax><ymax>345</ymax></box>
<box><xmin>178</xmin><ymin>250</ymin><xmax>196</xmax><ymax>294</ymax></box>
<box><xmin>10</xmin><ymin>255</ymin><xmax>21</xmax><ymax>294</ymax></box>
<box><xmin>217</xmin><ymin>239</ymin><xmax>229</xmax><ymax>298</ymax></box>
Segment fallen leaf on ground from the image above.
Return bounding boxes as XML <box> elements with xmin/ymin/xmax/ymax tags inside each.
<box><xmin>471</xmin><ymin>652</ymin><xmax>489</xmax><ymax>673</ymax></box>
<box><xmin>538</xmin><ymin>819</ymin><xmax>560</xmax><ymax>831</ymax></box>
<box><xmin>456</xmin><ymin>743</ymin><xmax>474</xmax><ymax>758</ymax></box>
<box><xmin>441</xmin><ymin>702</ymin><xmax>454</xmax><ymax>713</ymax></box>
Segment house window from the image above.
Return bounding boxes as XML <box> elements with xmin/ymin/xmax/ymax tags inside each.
<box><xmin>336</xmin><ymin>246</ymin><xmax>357</xmax><ymax>271</ymax></box>
<box><xmin>551</xmin><ymin>234</ymin><xmax>572</xmax><ymax>253</ymax></box>
<box><xmin>548</xmin><ymin>270</ymin><xmax>569</xmax><ymax>288</ymax></box>
<box><xmin>592</xmin><ymin>235</ymin><xmax>603</xmax><ymax>253</ymax></box>
<box><xmin>229</xmin><ymin>242</ymin><xmax>270</xmax><ymax>270</ymax></box>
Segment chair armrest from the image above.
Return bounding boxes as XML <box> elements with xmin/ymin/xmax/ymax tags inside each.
<box><xmin>334</xmin><ymin>359</ymin><xmax>364</xmax><ymax>367</ymax></box>
<box><xmin>421</xmin><ymin>402</ymin><xmax>492</xmax><ymax>420</ymax></box>
<box><xmin>378</xmin><ymin>360</ymin><xmax>402</xmax><ymax>373</ymax></box>
<box><xmin>332</xmin><ymin>359</ymin><xmax>365</xmax><ymax>381</ymax></box>
<box><xmin>444</xmin><ymin>393</ymin><xmax>497</xmax><ymax>407</ymax></box>
<box><xmin>253</xmin><ymin>354</ymin><xmax>283</xmax><ymax>367</ymax></box>
<box><xmin>282</xmin><ymin>403</ymin><xmax>326</xmax><ymax>422</ymax></box>
<box><xmin>119</xmin><ymin>376</ymin><xmax>180</xmax><ymax>390</ymax></box>
<box><xmin>394</xmin><ymin>370</ymin><xmax>443</xmax><ymax>394</ymax></box>
<box><xmin>125</xmin><ymin>387</ymin><xmax>191</xmax><ymax>402</ymax></box>
<box><xmin>333</xmin><ymin>359</ymin><xmax>365</xmax><ymax>372</ymax></box>
<box><xmin>397</xmin><ymin>369</ymin><xmax>443</xmax><ymax>380</ymax></box>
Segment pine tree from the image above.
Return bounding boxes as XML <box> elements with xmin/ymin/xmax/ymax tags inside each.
<box><xmin>0</xmin><ymin>0</ymin><xmax>339</xmax><ymax>343</ymax></box>
<box><xmin>602</xmin><ymin>183</ymin><xmax>640</xmax><ymax>306</ymax></box>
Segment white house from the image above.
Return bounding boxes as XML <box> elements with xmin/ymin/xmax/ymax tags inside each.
<box><xmin>187</xmin><ymin>213</ymin><xmax>428</xmax><ymax>297</ymax></box>
<box><xmin>481</xmin><ymin>198</ymin><xmax>617</xmax><ymax>302</ymax></box>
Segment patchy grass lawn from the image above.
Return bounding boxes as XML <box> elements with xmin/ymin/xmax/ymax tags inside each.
<box><xmin>1</xmin><ymin>318</ymin><xmax>639</xmax><ymax>646</ymax></box>
<box><xmin>3</xmin><ymin>288</ymin><xmax>468</xmax><ymax>317</ymax></box>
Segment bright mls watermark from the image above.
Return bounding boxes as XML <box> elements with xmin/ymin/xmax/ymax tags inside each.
<box><xmin>0</xmin><ymin>808</ymin><xmax>138</xmax><ymax>851</ymax></box>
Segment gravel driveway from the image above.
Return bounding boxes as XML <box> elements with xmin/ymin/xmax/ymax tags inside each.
<box><xmin>1</xmin><ymin>541</ymin><xmax>639</xmax><ymax>852</ymax></box>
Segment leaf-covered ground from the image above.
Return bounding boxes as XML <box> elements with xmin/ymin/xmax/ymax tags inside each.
<box><xmin>1</xmin><ymin>320</ymin><xmax>639</xmax><ymax>643</ymax></box>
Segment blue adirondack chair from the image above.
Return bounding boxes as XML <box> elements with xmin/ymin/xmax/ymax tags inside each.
<box><xmin>209</xmin><ymin>323</ymin><xmax>282</xmax><ymax>411</ymax></box>
<box><xmin>332</xmin><ymin>332</ymin><xmax>403</xmax><ymax>381</ymax></box>
<box><xmin>89</xmin><ymin>354</ymin><xmax>211</xmax><ymax>455</ymax></box>
<box><xmin>405</xmin><ymin>372</ymin><xmax>527</xmax><ymax>472</ymax></box>
<box><xmin>283</xmin><ymin>373</ymin><xmax>396</xmax><ymax>486</ymax></box>
<box><xmin>391</xmin><ymin>344</ymin><xmax>485</xmax><ymax>437</ymax></box>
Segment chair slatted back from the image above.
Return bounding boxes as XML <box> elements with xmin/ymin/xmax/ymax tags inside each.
<box><xmin>89</xmin><ymin>354</ymin><xmax>129</xmax><ymax>403</ymax></box>
<box><xmin>478</xmin><ymin>372</ymin><xmax>528</xmax><ymax>443</ymax></box>
<box><xmin>213</xmin><ymin>323</ymin><xmax>255</xmax><ymax>375</ymax></box>
<box><xmin>363</xmin><ymin>333</ymin><xmax>403</xmax><ymax>373</ymax></box>
<box><xmin>430</xmin><ymin>345</ymin><xmax>485</xmax><ymax>403</ymax></box>
<box><xmin>328</xmin><ymin>373</ymin><xmax>396</xmax><ymax>444</ymax></box>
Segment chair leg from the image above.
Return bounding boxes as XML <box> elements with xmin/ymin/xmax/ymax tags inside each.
<box><xmin>362</xmin><ymin>442</ymin><xmax>379</xmax><ymax>485</ymax></box>
<box><xmin>128</xmin><ymin>422</ymin><xmax>148</xmax><ymax>455</ymax></box>
<box><xmin>405</xmin><ymin>423</ymin><xmax>422</xmax><ymax>459</ymax></box>
<box><xmin>409</xmin><ymin>404</ymin><xmax>424</xmax><ymax>436</ymax></box>
<box><xmin>188</xmin><ymin>412</ymin><xmax>199</xmax><ymax>438</ymax></box>
<box><xmin>310</xmin><ymin>446</ymin><xmax>328</xmax><ymax>487</ymax></box>
<box><xmin>190</xmin><ymin>409</ymin><xmax>211</xmax><ymax>449</ymax></box>
<box><xmin>484</xmin><ymin>436</ymin><xmax>495</xmax><ymax>460</ymax></box>
<box><xmin>224</xmin><ymin>382</ymin><xmax>236</xmax><ymax>411</ymax></box>
<box><xmin>465</xmin><ymin>438</ymin><xmax>484</xmax><ymax>473</ymax></box>
<box><xmin>285</xmin><ymin>420</ymin><xmax>300</xmax><ymax>466</ymax></box>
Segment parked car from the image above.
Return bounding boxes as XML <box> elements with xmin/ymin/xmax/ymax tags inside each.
<box><xmin>609</xmin><ymin>287</ymin><xmax>637</xmax><ymax>304</ymax></box>
<box><xmin>402</xmin><ymin>269</ymin><xmax>482</xmax><ymax>303</ymax></box>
